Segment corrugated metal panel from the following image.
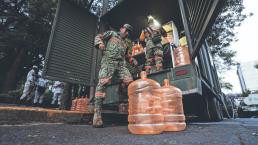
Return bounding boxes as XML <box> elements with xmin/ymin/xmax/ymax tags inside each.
<box><xmin>43</xmin><ymin>0</ymin><xmax>97</xmax><ymax>85</ymax></box>
<box><xmin>179</xmin><ymin>0</ymin><xmax>222</xmax><ymax>59</ymax></box>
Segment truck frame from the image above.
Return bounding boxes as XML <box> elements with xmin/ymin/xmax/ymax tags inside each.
<box><xmin>43</xmin><ymin>0</ymin><xmax>231</xmax><ymax>121</ymax></box>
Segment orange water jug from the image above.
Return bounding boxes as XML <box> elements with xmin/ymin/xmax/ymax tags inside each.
<box><xmin>174</xmin><ymin>46</ymin><xmax>191</xmax><ymax>67</ymax></box>
<box><xmin>154</xmin><ymin>79</ymin><xmax>186</xmax><ymax>131</ymax></box>
<box><xmin>128</xmin><ymin>71</ymin><xmax>164</xmax><ymax>135</ymax></box>
<box><xmin>132</xmin><ymin>43</ymin><xmax>143</xmax><ymax>56</ymax></box>
<box><xmin>71</xmin><ymin>98</ymin><xmax>78</xmax><ymax>111</ymax></box>
<box><xmin>75</xmin><ymin>97</ymin><xmax>82</xmax><ymax>111</ymax></box>
<box><xmin>119</xmin><ymin>103</ymin><xmax>128</xmax><ymax>113</ymax></box>
<box><xmin>80</xmin><ymin>96</ymin><xmax>89</xmax><ymax>112</ymax></box>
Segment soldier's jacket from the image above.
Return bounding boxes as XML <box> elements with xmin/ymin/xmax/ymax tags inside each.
<box><xmin>95</xmin><ymin>31</ymin><xmax>132</xmax><ymax>61</ymax></box>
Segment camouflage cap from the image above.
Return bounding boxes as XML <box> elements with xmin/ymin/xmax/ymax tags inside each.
<box><xmin>123</xmin><ymin>24</ymin><xmax>133</xmax><ymax>33</ymax></box>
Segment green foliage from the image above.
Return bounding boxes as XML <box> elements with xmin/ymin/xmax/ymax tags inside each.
<box><xmin>242</xmin><ymin>89</ymin><xmax>251</xmax><ymax>97</ymax></box>
<box><xmin>207</xmin><ymin>0</ymin><xmax>248</xmax><ymax>71</ymax></box>
<box><xmin>7</xmin><ymin>77</ymin><xmax>25</xmax><ymax>97</ymax></box>
<box><xmin>43</xmin><ymin>88</ymin><xmax>53</xmax><ymax>100</ymax></box>
<box><xmin>8</xmin><ymin>89</ymin><xmax>22</xmax><ymax>97</ymax></box>
<box><xmin>255</xmin><ymin>63</ymin><xmax>258</xmax><ymax>69</ymax></box>
<box><xmin>0</xmin><ymin>0</ymin><xmax>57</xmax><ymax>91</ymax></box>
<box><xmin>90</xmin><ymin>0</ymin><xmax>119</xmax><ymax>16</ymax></box>
<box><xmin>219</xmin><ymin>77</ymin><xmax>233</xmax><ymax>90</ymax></box>
<box><xmin>207</xmin><ymin>0</ymin><xmax>251</xmax><ymax>90</ymax></box>
<box><xmin>221</xmin><ymin>82</ymin><xmax>233</xmax><ymax>91</ymax></box>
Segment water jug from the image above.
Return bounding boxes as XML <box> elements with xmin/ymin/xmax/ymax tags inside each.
<box><xmin>174</xmin><ymin>46</ymin><xmax>190</xmax><ymax>67</ymax></box>
<box><xmin>128</xmin><ymin>71</ymin><xmax>164</xmax><ymax>134</ymax></box>
<box><xmin>153</xmin><ymin>79</ymin><xmax>186</xmax><ymax>131</ymax></box>
<box><xmin>71</xmin><ymin>98</ymin><xmax>78</xmax><ymax>111</ymax></box>
<box><xmin>80</xmin><ymin>96</ymin><xmax>89</xmax><ymax>112</ymax></box>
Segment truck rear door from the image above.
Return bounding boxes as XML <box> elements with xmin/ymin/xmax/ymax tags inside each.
<box><xmin>43</xmin><ymin>0</ymin><xmax>98</xmax><ymax>85</ymax></box>
<box><xmin>178</xmin><ymin>0</ymin><xmax>223</xmax><ymax>59</ymax></box>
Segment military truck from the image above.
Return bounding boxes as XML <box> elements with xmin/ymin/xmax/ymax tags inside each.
<box><xmin>43</xmin><ymin>0</ymin><xmax>231</xmax><ymax>121</ymax></box>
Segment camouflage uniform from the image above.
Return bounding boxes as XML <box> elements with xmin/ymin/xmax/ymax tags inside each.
<box><xmin>93</xmin><ymin>29</ymin><xmax>133</xmax><ymax>127</ymax></box>
<box><xmin>140</xmin><ymin>22</ymin><xmax>165</xmax><ymax>73</ymax></box>
<box><xmin>51</xmin><ymin>81</ymin><xmax>64</xmax><ymax>105</ymax></box>
<box><xmin>34</xmin><ymin>75</ymin><xmax>48</xmax><ymax>104</ymax></box>
<box><xmin>20</xmin><ymin>67</ymin><xmax>38</xmax><ymax>101</ymax></box>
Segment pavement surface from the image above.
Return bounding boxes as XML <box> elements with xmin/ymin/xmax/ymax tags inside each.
<box><xmin>1</xmin><ymin>118</ymin><xmax>258</xmax><ymax>145</ymax></box>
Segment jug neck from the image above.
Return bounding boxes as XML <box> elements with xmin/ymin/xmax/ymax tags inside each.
<box><xmin>163</xmin><ymin>79</ymin><xmax>170</xmax><ymax>87</ymax></box>
<box><xmin>140</xmin><ymin>71</ymin><xmax>147</xmax><ymax>79</ymax></box>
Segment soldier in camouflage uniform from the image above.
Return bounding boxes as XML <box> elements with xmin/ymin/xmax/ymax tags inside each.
<box><xmin>93</xmin><ymin>24</ymin><xmax>134</xmax><ymax>128</ymax></box>
<box><xmin>20</xmin><ymin>66</ymin><xmax>38</xmax><ymax>101</ymax></box>
<box><xmin>140</xmin><ymin>16</ymin><xmax>166</xmax><ymax>74</ymax></box>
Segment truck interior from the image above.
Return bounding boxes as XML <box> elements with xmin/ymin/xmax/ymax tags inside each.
<box><xmin>101</xmin><ymin>0</ymin><xmax>184</xmax><ymax>40</ymax></box>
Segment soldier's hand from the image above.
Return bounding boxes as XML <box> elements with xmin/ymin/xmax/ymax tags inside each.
<box><xmin>99</xmin><ymin>43</ymin><xmax>105</xmax><ymax>50</ymax></box>
<box><xmin>129</xmin><ymin>57</ymin><xmax>138</xmax><ymax>66</ymax></box>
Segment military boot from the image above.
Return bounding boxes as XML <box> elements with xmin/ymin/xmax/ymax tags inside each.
<box><xmin>93</xmin><ymin>98</ymin><xmax>104</xmax><ymax>128</ymax></box>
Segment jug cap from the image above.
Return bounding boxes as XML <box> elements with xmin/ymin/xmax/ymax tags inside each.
<box><xmin>140</xmin><ymin>71</ymin><xmax>147</xmax><ymax>79</ymax></box>
<box><xmin>163</xmin><ymin>79</ymin><xmax>170</xmax><ymax>87</ymax></box>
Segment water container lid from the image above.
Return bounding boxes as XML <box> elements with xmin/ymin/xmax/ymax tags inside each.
<box><xmin>163</xmin><ymin>79</ymin><xmax>170</xmax><ymax>87</ymax></box>
<box><xmin>140</xmin><ymin>71</ymin><xmax>147</xmax><ymax>79</ymax></box>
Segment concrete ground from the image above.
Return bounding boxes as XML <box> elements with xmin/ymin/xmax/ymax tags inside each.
<box><xmin>1</xmin><ymin>118</ymin><xmax>258</xmax><ymax>145</ymax></box>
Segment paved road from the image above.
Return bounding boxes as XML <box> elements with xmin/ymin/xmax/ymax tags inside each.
<box><xmin>1</xmin><ymin>118</ymin><xmax>258</xmax><ymax>145</ymax></box>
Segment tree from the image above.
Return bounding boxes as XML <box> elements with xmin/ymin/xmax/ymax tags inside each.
<box><xmin>0</xmin><ymin>0</ymin><xmax>57</xmax><ymax>92</ymax></box>
<box><xmin>242</xmin><ymin>89</ymin><xmax>251</xmax><ymax>97</ymax></box>
<box><xmin>207</xmin><ymin>0</ymin><xmax>251</xmax><ymax>90</ymax></box>
<box><xmin>219</xmin><ymin>77</ymin><xmax>233</xmax><ymax>91</ymax></box>
<box><xmin>207</xmin><ymin>0</ymin><xmax>249</xmax><ymax>71</ymax></box>
<box><xmin>90</xmin><ymin>0</ymin><xmax>118</xmax><ymax>16</ymax></box>
<box><xmin>255</xmin><ymin>63</ymin><xmax>258</xmax><ymax>69</ymax></box>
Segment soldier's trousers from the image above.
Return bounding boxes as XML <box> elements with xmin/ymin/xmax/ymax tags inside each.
<box><xmin>95</xmin><ymin>59</ymin><xmax>133</xmax><ymax>100</ymax></box>
<box><xmin>51</xmin><ymin>92</ymin><xmax>63</xmax><ymax>105</ymax></box>
<box><xmin>34</xmin><ymin>86</ymin><xmax>46</xmax><ymax>104</ymax></box>
<box><xmin>20</xmin><ymin>81</ymin><xmax>34</xmax><ymax>100</ymax></box>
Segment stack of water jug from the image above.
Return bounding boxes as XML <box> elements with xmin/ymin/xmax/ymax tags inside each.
<box><xmin>70</xmin><ymin>96</ymin><xmax>89</xmax><ymax>113</ymax></box>
<box><xmin>128</xmin><ymin>71</ymin><xmax>186</xmax><ymax>135</ymax></box>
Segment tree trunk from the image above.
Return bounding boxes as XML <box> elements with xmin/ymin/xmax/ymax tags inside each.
<box><xmin>2</xmin><ymin>48</ymin><xmax>26</xmax><ymax>93</ymax></box>
<box><xmin>59</xmin><ymin>82</ymin><xmax>72</xmax><ymax>110</ymax></box>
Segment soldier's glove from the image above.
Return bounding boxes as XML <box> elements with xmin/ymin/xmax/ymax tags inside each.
<box><xmin>99</xmin><ymin>43</ymin><xmax>105</xmax><ymax>51</ymax></box>
<box><xmin>129</xmin><ymin>57</ymin><xmax>138</xmax><ymax>66</ymax></box>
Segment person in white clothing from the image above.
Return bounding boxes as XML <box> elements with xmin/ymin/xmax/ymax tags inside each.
<box><xmin>33</xmin><ymin>71</ymin><xmax>48</xmax><ymax>105</ymax></box>
<box><xmin>51</xmin><ymin>81</ymin><xmax>64</xmax><ymax>105</ymax></box>
<box><xmin>20</xmin><ymin>66</ymin><xmax>38</xmax><ymax>101</ymax></box>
